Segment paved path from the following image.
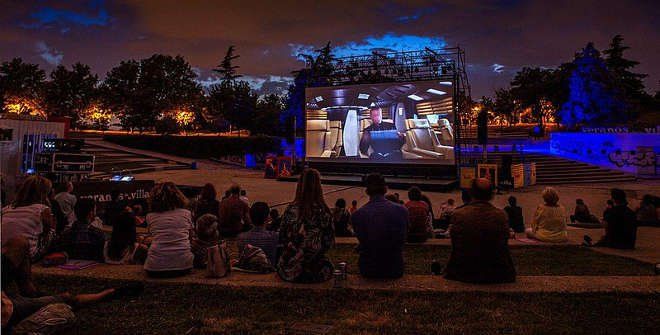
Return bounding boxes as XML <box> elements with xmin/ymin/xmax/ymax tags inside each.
<box><xmin>33</xmin><ymin>264</ymin><xmax>659</xmax><ymax>293</ymax></box>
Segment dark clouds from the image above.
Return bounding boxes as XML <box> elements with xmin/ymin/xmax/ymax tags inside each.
<box><xmin>2</xmin><ymin>0</ymin><xmax>658</xmax><ymax>97</ymax></box>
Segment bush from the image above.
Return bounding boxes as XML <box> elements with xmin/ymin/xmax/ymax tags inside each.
<box><xmin>103</xmin><ymin>134</ymin><xmax>282</xmax><ymax>159</ymax></box>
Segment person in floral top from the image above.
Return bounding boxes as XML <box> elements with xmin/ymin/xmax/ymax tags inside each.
<box><xmin>277</xmin><ymin>168</ymin><xmax>335</xmax><ymax>283</ymax></box>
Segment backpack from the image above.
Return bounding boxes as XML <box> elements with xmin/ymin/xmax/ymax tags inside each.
<box><xmin>206</xmin><ymin>242</ymin><xmax>231</xmax><ymax>278</ymax></box>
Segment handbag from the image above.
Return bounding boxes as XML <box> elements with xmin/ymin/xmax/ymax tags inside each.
<box><xmin>206</xmin><ymin>242</ymin><xmax>231</xmax><ymax>278</ymax></box>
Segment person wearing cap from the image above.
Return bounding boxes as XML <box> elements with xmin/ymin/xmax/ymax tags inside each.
<box><xmin>352</xmin><ymin>173</ymin><xmax>409</xmax><ymax>279</ymax></box>
<box><xmin>444</xmin><ymin>178</ymin><xmax>516</xmax><ymax>284</ymax></box>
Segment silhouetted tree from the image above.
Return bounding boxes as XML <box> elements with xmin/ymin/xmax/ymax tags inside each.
<box><xmin>0</xmin><ymin>58</ymin><xmax>46</xmax><ymax>115</ymax></box>
<box><xmin>510</xmin><ymin>67</ymin><xmax>557</xmax><ymax>124</ymax></box>
<box><xmin>252</xmin><ymin>94</ymin><xmax>284</xmax><ymax>135</ymax></box>
<box><xmin>559</xmin><ymin>43</ymin><xmax>626</xmax><ymax>126</ymax></box>
<box><xmin>102</xmin><ymin>55</ymin><xmax>201</xmax><ymax>132</ymax></box>
<box><xmin>214</xmin><ymin>46</ymin><xmax>242</xmax><ymax>83</ymax></box>
<box><xmin>43</xmin><ymin>63</ymin><xmax>98</xmax><ymax>127</ymax></box>
<box><xmin>494</xmin><ymin>88</ymin><xmax>516</xmax><ymax>124</ymax></box>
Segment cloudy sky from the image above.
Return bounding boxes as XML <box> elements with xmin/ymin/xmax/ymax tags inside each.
<box><xmin>2</xmin><ymin>0</ymin><xmax>658</xmax><ymax>97</ymax></box>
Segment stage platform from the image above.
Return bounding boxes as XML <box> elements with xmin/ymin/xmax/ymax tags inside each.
<box><xmin>278</xmin><ymin>173</ymin><xmax>457</xmax><ymax>192</ymax></box>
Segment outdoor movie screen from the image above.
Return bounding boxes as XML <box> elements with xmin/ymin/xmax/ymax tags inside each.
<box><xmin>305</xmin><ymin>80</ymin><xmax>455</xmax><ymax>165</ymax></box>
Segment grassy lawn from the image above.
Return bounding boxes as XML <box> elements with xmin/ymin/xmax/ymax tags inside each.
<box><xmin>327</xmin><ymin>244</ymin><xmax>655</xmax><ymax>276</ymax></box>
<box><xmin>30</xmin><ymin>276</ymin><xmax>659</xmax><ymax>335</ymax></box>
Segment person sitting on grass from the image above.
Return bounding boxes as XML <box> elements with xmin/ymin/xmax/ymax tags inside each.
<box><xmin>444</xmin><ymin>178</ymin><xmax>516</xmax><ymax>284</ymax></box>
<box><xmin>267</xmin><ymin>208</ymin><xmax>281</xmax><ymax>232</ymax></box>
<box><xmin>525</xmin><ymin>187</ymin><xmax>568</xmax><ymax>243</ymax></box>
<box><xmin>238</xmin><ymin>202</ymin><xmax>279</xmax><ymax>266</ymax></box>
<box><xmin>104</xmin><ymin>209</ymin><xmax>147</xmax><ymax>265</ymax></box>
<box><xmin>405</xmin><ymin>186</ymin><xmax>431</xmax><ymax>243</ymax></box>
<box><xmin>592</xmin><ymin>189</ymin><xmax>638</xmax><ymax>249</ymax></box>
<box><xmin>570</xmin><ymin>199</ymin><xmax>600</xmax><ymax>224</ymax></box>
<box><xmin>55</xmin><ymin>198</ymin><xmax>106</xmax><ymax>261</ymax></box>
<box><xmin>436</xmin><ymin>198</ymin><xmax>456</xmax><ymax>230</ymax></box>
<box><xmin>54</xmin><ymin>181</ymin><xmax>77</xmax><ymax>228</ymax></box>
<box><xmin>504</xmin><ymin>196</ymin><xmax>525</xmax><ymax>233</ymax></box>
<box><xmin>349</xmin><ymin>200</ymin><xmax>358</xmax><ymax>215</ymax></box>
<box><xmin>219</xmin><ymin>185</ymin><xmax>252</xmax><ymax>238</ymax></box>
<box><xmin>144</xmin><ymin>182</ymin><xmax>194</xmax><ymax>278</ymax></box>
<box><xmin>1</xmin><ymin>176</ymin><xmax>57</xmax><ymax>262</ymax></box>
<box><xmin>193</xmin><ymin>183</ymin><xmax>220</xmax><ymax>223</ymax></box>
<box><xmin>191</xmin><ymin>214</ymin><xmax>220</xmax><ymax>269</ymax></box>
<box><xmin>278</xmin><ymin>168</ymin><xmax>335</xmax><ymax>283</ymax></box>
<box><xmin>332</xmin><ymin>198</ymin><xmax>353</xmax><ymax>237</ymax></box>
<box><xmin>352</xmin><ymin>173</ymin><xmax>408</xmax><ymax>279</ymax></box>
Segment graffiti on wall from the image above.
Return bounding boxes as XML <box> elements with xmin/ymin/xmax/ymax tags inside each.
<box><xmin>608</xmin><ymin>149</ymin><xmax>656</xmax><ymax>167</ymax></box>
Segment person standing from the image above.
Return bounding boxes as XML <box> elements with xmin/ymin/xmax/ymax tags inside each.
<box><xmin>352</xmin><ymin>173</ymin><xmax>408</xmax><ymax>279</ymax></box>
<box><xmin>444</xmin><ymin>178</ymin><xmax>516</xmax><ymax>284</ymax></box>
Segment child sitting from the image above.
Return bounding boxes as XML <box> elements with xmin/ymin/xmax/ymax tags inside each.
<box><xmin>191</xmin><ymin>214</ymin><xmax>220</xmax><ymax>269</ymax></box>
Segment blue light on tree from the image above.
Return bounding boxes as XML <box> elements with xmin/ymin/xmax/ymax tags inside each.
<box><xmin>559</xmin><ymin>43</ymin><xmax>626</xmax><ymax>127</ymax></box>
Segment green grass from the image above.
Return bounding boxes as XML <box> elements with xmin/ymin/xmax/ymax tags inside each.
<box><xmin>327</xmin><ymin>244</ymin><xmax>655</xmax><ymax>276</ymax></box>
<box><xmin>30</xmin><ymin>276</ymin><xmax>659</xmax><ymax>335</ymax></box>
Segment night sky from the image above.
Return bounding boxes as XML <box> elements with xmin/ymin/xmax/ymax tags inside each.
<box><xmin>2</xmin><ymin>0</ymin><xmax>658</xmax><ymax>97</ymax></box>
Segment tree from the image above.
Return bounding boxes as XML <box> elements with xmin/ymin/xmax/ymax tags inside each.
<box><xmin>493</xmin><ymin>88</ymin><xmax>516</xmax><ymax>124</ymax></box>
<box><xmin>283</xmin><ymin>42</ymin><xmax>335</xmax><ymax>135</ymax></box>
<box><xmin>43</xmin><ymin>63</ymin><xmax>98</xmax><ymax>128</ymax></box>
<box><xmin>214</xmin><ymin>46</ymin><xmax>242</xmax><ymax>83</ymax></box>
<box><xmin>510</xmin><ymin>67</ymin><xmax>557</xmax><ymax>124</ymax></box>
<box><xmin>252</xmin><ymin>94</ymin><xmax>284</xmax><ymax>135</ymax></box>
<box><xmin>603</xmin><ymin>35</ymin><xmax>649</xmax><ymax>120</ymax></box>
<box><xmin>102</xmin><ymin>55</ymin><xmax>202</xmax><ymax>132</ymax></box>
<box><xmin>559</xmin><ymin>43</ymin><xmax>626</xmax><ymax>126</ymax></box>
<box><xmin>207</xmin><ymin>80</ymin><xmax>256</xmax><ymax>134</ymax></box>
<box><xmin>0</xmin><ymin>58</ymin><xmax>46</xmax><ymax>116</ymax></box>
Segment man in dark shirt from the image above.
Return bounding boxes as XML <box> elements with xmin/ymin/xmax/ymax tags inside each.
<box><xmin>595</xmin><ymin>189</ymin><xmax>637</xmax><ymax>249</ymax></box>
<box><xmin>352</xmin><ymin>173</ymin><xmax>409</xmax><ymax>279</ymax></box>
<box><xmin>359</xmin><ymin>108</ymin><xmax>405</xmax><ymax>160</ymax></box>
<box><xmin>218</xmin><ymin>185</ymin><xmax>252</xmax><ymax>237</ymax></box>
<box><xmin>444</xmin><ymin>178</ymin><xmax>516</xmax><ymax>284</ymax></box>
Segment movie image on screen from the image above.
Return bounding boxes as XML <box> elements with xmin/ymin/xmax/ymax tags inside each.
<box><xmin>305</xmin><ymin>80</ymin><xmax>455</xmax><ymax>165</ymax></box>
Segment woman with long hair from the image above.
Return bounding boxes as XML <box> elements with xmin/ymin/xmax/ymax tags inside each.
<box><xmin>1</xmin><ymin>176</ymin><xmax>57</xmax><ymax>261</ymax></box>
<box><xmin>278</xmin><ymin>169</ymin><xmax>335</xmax><ymax>283</ymax></box>
<box><xmin>143</xmin><ymin>182</ymin><xmax>194</xmax><ymax>278</ymax></box>
<box><xmin>104</xmin><ymin>210</ymin><xmax>147</xmax><ymax>264</ymax></box>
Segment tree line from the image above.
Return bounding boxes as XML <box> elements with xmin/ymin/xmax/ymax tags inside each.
<box><xmin>0</xmin><ymin>46</ymin><xmax>286</xmax><ymax>136</ymax></box>
<box><xmin>1</xmin><ymin>35</ymin><xmax>658</xmax><ymax>135</ymax></box>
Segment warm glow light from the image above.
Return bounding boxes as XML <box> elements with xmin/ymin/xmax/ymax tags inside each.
<box><xmin>174</xmin><ymin>109</ymin><xmax>195</xmax><ymax>127</ymax></box>
<box><xmin>83</xmin><ymin>104</ymin><xmax>112</xmax><ymax>127</ymax></box>
<box><xmin>3</xmin><ymin>96</ymin><xmax>45</xmax><ymax>118</ymax></box>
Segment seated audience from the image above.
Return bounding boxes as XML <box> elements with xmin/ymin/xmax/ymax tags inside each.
<box><xmin>2</xmin><ymin>237</ymin><xmax>40</xmax><ymax>297</ymax></box>
<box><xmin>144</xmin><ymin>182</ymin><xmax>194</xmax><ymax>278</ymax></box>
<box><xmin>191</xmin><ymin>214</ymin><xmax>220</xmax><ymax>269</ymax></box>
<box><xmin>594</xmin><ymin>189</ymin><xmax>638</xmax><ymax>249</ymax></box>
<box><xmin>238</xmin><ymin>202</ymin><xmax>279</xmax><ymax>266</ymax></box>
<box><xmin>458</xmin><ymin>189</ymin><xmax>471</xmax><ymax>209</ymax></box>
<box><xmin>193</xmin><ymin>183</ymin><xmax>220</xmax><ymax>223</ymax></box>
<box><xmin>444</xmin><ymin>178</ymin><xmax>516</xmax><ymax>284</ymax></box>
<box><xmin>1</xmin><ymin>176</ymin><xmax>57</xmax><ymax>261</ymax></box>
<box><xmin>218</xmin><ymin>185</ymin><xmax>252</xmax><ymax>237</ymax></box>
<box><xmin>332</xmin><ymin>198</ymin><xmax>353</xmax><ymax>237</ymax></box>
<box><xmin>54</xmin><ymin>181</ymin><xmax>77</xmax><ymax>227</ymax></box>
<box><xmin>48</xmin><ymin>188</ymin><xmax>68</xmax><ymax>234</ymax></box>
<box><xmin>570</xmin><ymin>199</ymin><xmax>600</xmax><ymax>224</ymax></box>
<box><xmin>278</xmin><ymin>169</ymin><xmax>335</xmax><ymax>283</ymax></box>
<box><xmin>132</xmin><ymin>203</ymin><xmax>146</xmax><ymax>227</ymax></box>
<box><xmin>103</xmin><ymin>189</ymin><xmax>127</xmax><ymax>226</ymax></box>
<box><xmin>349</xmin><ymin>200</ymin><xmax>358</xmax><ymax>215</ymax></box>
<box><xmin>525</xmin><ymin>187</ymin><xmax>568</xmax><ymax>243</ymax></box>
<box><xmin>504</xmin><ymin>196</ymin><xmax>525</xmax><ymax>233</ymax></box>
<box><xmin>420</xmin><ymin>193</ymin><xmax>435</xmax><ymax>222</ymax></box>
<box><xmin>636</xmin><ymin>194</ymin><xmax>659</xmax><ymax>226</ymax></box>
<box><xmin>437</xmin><ymin>198</ymin><xmax>456</xmax><ymax>229</ymax></box>
<box><xmin>104</xmin><ymin>210</ymin><xmax>147</xmax><ymax>265</ymax></box>
<box><xmin>352</xmin><ymin>173</ymin><xmax>408</xmax><ymax>279</ymax></box>
<box><xmin>267</xmin><ymin>208</ymin><xmax>281</xmax><ymax>232</ymax></box>
<box><xmin>55</xmin><ymin>198</ymin><xmax>105</xmax><ymax>261</ymax></box>
<box><xmin>405</xmin><ymin>186</ymin><xmax>431</xmax><ymax>243</ymax></box>
<box><xmin>385</xmin><ymin>194</ymin><xmax>399</xmax><ymax>203</ymax></box>
<box><xmin>603</xmin><ymin>199</ymin><xmax>614</xmax><ymax>219</ymax></box>
<box><xmin>240</xmin><ymin>189</ymin><xmax>250</xmax><ymax>205</ymax></box>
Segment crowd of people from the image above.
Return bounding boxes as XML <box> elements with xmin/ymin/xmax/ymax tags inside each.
<box><xmin>1</xmin><ymin>172</ymin><xmax>658</xmax><ymax>333</ymax></box>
